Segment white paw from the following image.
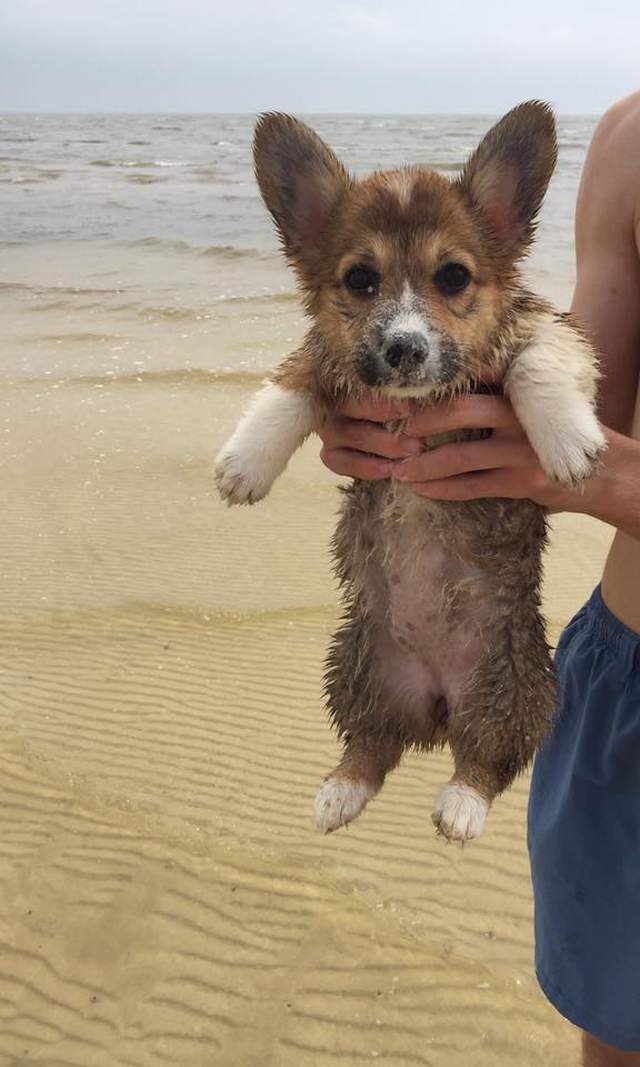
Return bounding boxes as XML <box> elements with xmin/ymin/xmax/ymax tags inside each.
<box><xmin>505</xmin><ymin>317</ymin><xmax>606</xmax><ymax>489</ymax></box>
<box><xmin>314</xmin><ymin>777</ymin><xmax>377</xmax><ymax>834</ymax></box>
<box><xmin>214</xmin><ymin>443</ymin><xmax>274</xmax><ymax>506</ymax></box>
<box><xmin>530</xmin><ymin>408</ymin><xmax>606</xmax><ymax>487</ymax></box>
<box><xmin>214</xmin><ymin>382</ymin><xmax>318</xmax><ymax>506</ymax></box>
<box><xmin>432</xmin><ymin>782</ymin><xmax>489</xmax><ymax>842</ymax></box>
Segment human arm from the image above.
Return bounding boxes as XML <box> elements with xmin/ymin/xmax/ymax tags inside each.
<box><xmin>319</xmin><ymin>392</ymin><xmax>640</xmax><ymax>541</ymax></box>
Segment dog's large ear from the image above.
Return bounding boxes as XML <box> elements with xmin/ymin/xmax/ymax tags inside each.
<box><xmin>254</xmin><ymin>113</ymin><xmax>351</xmax><ymax>263</ymax></box>
<box><xmin>457</xmin><ymin>101</ymin><xmax>557</xmax><ymax>256</ymax></box>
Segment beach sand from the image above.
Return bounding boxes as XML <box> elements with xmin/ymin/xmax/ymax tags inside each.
<box><xmin>0</xmin><ymin>366</ymin><xmax>613</xmax><ymax>1066</ymax></box>
<box><xmin>0</xmin><ymin>112</ymin><xmax>607</xmax><ymax>1065</ymax></box>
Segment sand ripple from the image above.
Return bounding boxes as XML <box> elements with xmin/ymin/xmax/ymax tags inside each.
<box><xmin>0</xmin><ymin>374</ymin><xmax>613</xmax><ymax>1064</ymax></box>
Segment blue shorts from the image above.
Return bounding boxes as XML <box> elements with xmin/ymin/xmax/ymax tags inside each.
<box><xmin>528</xmin><ymin>585</ymin><xmax>640</xmax><ymax>1050</ymax></box>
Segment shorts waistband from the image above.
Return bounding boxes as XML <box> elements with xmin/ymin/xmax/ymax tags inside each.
<box><xmin>584</xmin><ymin>584</ymin><xmax>640</xmax><ymax>669</ymax></box>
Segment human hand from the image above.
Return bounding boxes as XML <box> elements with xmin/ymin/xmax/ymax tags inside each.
<box><xmin>318</xmin><ymin>396</ymin><xmax>418</xmax><ymax>481</ymax></box>
<box><xmin>391</xmin><ymin>395</ymin><xmax>574</xmax><ymax>507</ymax></box>
<box><xmin>319</xmin><ymin>393</ymin><xmax>612</xmax><ymax>513</ymax></box>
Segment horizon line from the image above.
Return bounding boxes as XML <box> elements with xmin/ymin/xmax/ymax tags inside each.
<box><xmin>0</xmin><ymin>109</ymin><xmax>600</xmax><ymax>118</ymax></box>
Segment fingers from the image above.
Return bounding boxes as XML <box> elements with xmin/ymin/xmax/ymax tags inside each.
<box><xmin>404</xmin><ymin>395</ymin><xmax>521</xmax><ymax>437</ymax></box>
<box><xmin>320</xmin><ymin>415</ymin><xmax>421</xmax><ymax>461</ymax></box>
<box><xmin>393</xmin><ymin>436</ymin><xmax>535</xmax><ymax>482</ymax></box>
<box><xmin>320</xmin><ymin>445</ymin><xmax>393</xmax><ymax>481</ymax></box>
<box><xmin>317</xmin><ymin>392</ymin><xmax>530</xmax><ymax>488</ymax></box>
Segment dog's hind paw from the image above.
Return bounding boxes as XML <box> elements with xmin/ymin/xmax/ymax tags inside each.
<box><xmin>314</xmin><ymin>777</ymin><xmax>376</xmax><ymax>834</ymax></box>
<box><xmin>432</xmin><ymin>781</ymin><xmax>489</xmax><ymax>843</ymax></box>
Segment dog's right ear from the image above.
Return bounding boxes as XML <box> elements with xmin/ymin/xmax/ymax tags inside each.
<box><xmin>253</xmin><ymin>114</ymin><xmax>351</xmax><ymax>263</ymax></box>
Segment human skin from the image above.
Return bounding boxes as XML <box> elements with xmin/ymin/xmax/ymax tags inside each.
<box><xmin>320</xmin><ymin>394</ymin><xmax>640</xmax><ymax>542</ymax></box>
<box><xmin>318</xmin><ymin>92</ymin><xmax>640</xmax><ymax>1064</ymax></box>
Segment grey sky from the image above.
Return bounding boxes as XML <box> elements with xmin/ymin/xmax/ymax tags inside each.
<box><xmin>1</xmin><ymin>0</ymin><xmax>638</xmax><ymax>114</ymax></box>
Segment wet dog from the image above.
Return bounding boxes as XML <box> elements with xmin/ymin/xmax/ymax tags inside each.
<box><xmin>215</xmin><ymin>104</ymin><xmax>604</xmax><ymax>842</ymax></box>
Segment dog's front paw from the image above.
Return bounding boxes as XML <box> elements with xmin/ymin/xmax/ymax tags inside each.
<box><xmin>314</xmin><ymin>777</ymin><xmax>376</xmax><ymax>833</ymax></box>
<box><xmin>528</xmin><ymin>406</ymin><xmax>606</xmax><ymax>488</ymax></box>
<box><xmin>432</xmin><ymin>782</ymin><xmax>489</xmax><ymax>843</ymax></box>
<box><xmin>214</xmin><ymin>445</ymin><xmax>272</xmax><ymax>506</ymax></box>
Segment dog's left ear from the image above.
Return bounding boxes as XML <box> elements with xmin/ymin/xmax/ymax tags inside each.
<box><xmin>458</xmin><ymin>101</ymin><xmax>557</xmax><ymax>256</ymax></box>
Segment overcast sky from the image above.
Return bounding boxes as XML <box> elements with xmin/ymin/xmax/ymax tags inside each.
<box><xmin>1</xmin><ymin>0</ymin><xmax>638</xmax><ymax>115</ymax></box>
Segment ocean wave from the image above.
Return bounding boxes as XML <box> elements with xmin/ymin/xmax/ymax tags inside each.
<box><xmin>148</xmin><ymin>160</ymin><xmax>190</xmax><ymax>167</ymax></box>
<box><xmin>0</xmin><ymin>281</ymin><xmax>31</xmax><ymax>292</ymax></box>
<box><xmin>108</xmin><ymin>368</ymin><xmax>264</xmax><ymax>387</ymax></box>
<box><xmin>125</xmin><ymin>173</ymin><xmax>168</xmax><ymax>184</ymax></box>
<box><xmin>214</xmin><ymin>291</ymin><xmax>297</xmax><ymax>306</ymax></box>
<box><xmin>137</xmin><ymin>291</ymin><xmax>297</xmax><ymax>318</ymax></box>
<box><xmin>200</xmin><ymin>244</ymin><xmax>267</xmax><ymax>259</ymax></box>
<box><xmin>3</xmin><ymin>284</ymin><xmax>295</xmax><ymax>318</ymax></box>
<box><xmin>1</xmin><ymin>168</ymin><xmax>64</xmax><ymax>184</ymax></box>
<box><xmin>191</xmin><ymin>165</ymin><xmax>223</xmax><ymax>179</ymax></box>
<box><xmin>428</xmin><ymin>160</ymin><xmax>464</xmax><ymax>171</ymax></box>
<box><xmin>28</xmin><ymin>332</ymin><xmax>127</xmax><ymax>345</ymax></box>
<box><xmin>3</xmin><ymin>368</ymin><xmax>265</xmax><ymax>388</ymax></box>
<box><xmin>136</xmin><ymin>305</ymin><xmax>212</xmax><ymax>322</ymax></box>
<box><xmin>127</xmin><ymin>237</ymin><xmax>195</xmax><ymax>252</ymax></box>
<box><xmin>0</xmin><ymin>281</ymin><xmax>136</xmax><ymax>298</ymax></box>
<box><xmin>125</xmin><ymin>237</ymin><xmax>273</xmax><ymax>260</ymax></box>
<box><xmin>27</xmin><ymin>298</ymin><xmax>139</xmax><ymax>313</ymax></box>
<box><xmin>90</xmin><ymin>159</ymin><xmax>191</xmax><ymax>168</ymax></box>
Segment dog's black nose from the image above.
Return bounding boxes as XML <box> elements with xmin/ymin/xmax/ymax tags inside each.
<box><xmin>383</xmin><ymin>333</ymin><xmax>429</xmax><ymax>369</ymax></box>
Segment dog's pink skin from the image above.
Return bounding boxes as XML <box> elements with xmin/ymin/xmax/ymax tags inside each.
<box><xmin>363</xmin><ymin>484</ymin><xmax>491</xmax><ymax>729</ymax></box>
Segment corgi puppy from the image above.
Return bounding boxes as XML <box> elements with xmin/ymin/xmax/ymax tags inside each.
<box><xmin>215</xmin><ymin>104</ymin><xmax>604</xmax><ymax>842</ymax></box>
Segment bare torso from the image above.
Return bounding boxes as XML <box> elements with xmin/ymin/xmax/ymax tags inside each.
<box><xmin>570</xmin><ymin>94</ymin><xmax>640</xmax><ymax>635</ymax></box>
<box><xmin>601</xmin><ymin>397</ymin><xmax>640</xmax><ymax>633</ymax></box>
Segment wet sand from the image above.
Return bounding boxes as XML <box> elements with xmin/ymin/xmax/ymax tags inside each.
<box><xmin>0</xmin><ymin>367</ymin><xmax>613</xmax><ymax>1066</ymax></box>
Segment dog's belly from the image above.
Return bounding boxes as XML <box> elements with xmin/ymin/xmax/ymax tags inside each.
<box><xmin>367</xmin><ymin>484</ymin><xmax>491</xmax><ymax>723</ymax></box>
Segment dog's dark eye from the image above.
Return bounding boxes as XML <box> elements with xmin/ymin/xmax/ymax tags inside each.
<box><xmin>344</xmin><ymin>265</ymin><xmax>379</xmax><ymax>296</ymax></box>
<box><xmin>434</xmin><ymin>262</ymin><xmax>472</xmax><ymax>296</ymax></box>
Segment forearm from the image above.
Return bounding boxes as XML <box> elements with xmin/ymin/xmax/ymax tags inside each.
<box><xmin>561</xmin><ymin>427</ymin><xmax>640</xmax><ymax>541</ymax></box>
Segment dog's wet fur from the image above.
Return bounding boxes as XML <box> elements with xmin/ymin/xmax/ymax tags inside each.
<box><xmin>216</xmin><ymin>104</ymin><xmax>605</xmax><ymax>841</ymax></box>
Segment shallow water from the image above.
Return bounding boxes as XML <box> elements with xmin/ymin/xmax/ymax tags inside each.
<box><xmin>0</xmin><ymin>112</ymin><xmax>612</xmax><ymax>1065</ymax></box>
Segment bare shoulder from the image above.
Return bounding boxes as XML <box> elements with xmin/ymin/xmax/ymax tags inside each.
<box><xmin>579</xmin><ymin>92</ymin><xmax>640</xmax><ymax>227</ymax></box>
<box><xmin>595</xmin><ymin>89</ymin><xmax>640</xmax><ymax>147</ymax></box>
<box><xmin>574</xmin><ymin>90</ymin><xmax>640</xmax><ymax>266</ymax></box>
